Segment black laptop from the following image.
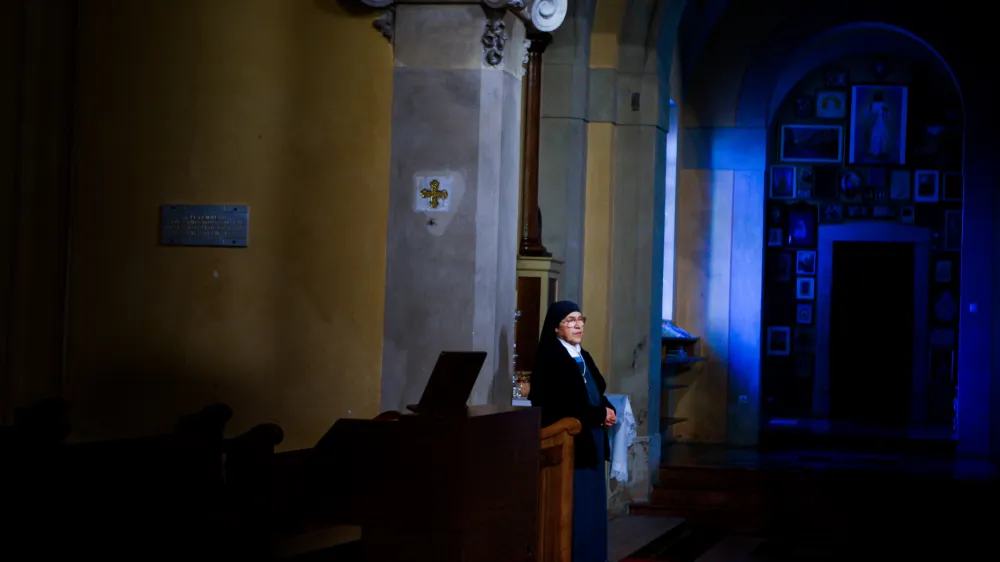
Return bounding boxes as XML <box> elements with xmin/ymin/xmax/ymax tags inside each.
<box><xmin>406</xmin><ymin>351</ymin><xmax>488</xmax><ymax>416</ymax></box>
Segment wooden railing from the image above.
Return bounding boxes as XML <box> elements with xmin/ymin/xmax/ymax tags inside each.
<box><xmin>538</xmin><ymin>417</ymin><xmax>581</xmax><ymax>562</ymax></box>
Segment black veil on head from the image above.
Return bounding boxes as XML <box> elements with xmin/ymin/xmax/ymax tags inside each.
<box><xmin>539</xmin><ymin>300</ymin><xmax>581</xmax><ymax>347</ymax></box>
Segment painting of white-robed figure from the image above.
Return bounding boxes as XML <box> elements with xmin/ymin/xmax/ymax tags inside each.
<box><xmin>849</xmin><ymin>85</ymin><xmax>908</xmax><ymax>166</ymax></box>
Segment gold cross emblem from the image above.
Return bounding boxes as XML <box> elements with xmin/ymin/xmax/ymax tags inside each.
<box><xmin>419</xmin><ymin>179</ymin><xmax>449</xmax><ymax>209</ymax></box>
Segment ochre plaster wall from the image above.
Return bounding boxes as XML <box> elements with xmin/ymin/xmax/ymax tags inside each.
<box><xmin>672</xmin><ymin>39</ymin><xmax>755</xmax><ymax>443</ymax></box>
<box><xmin>0</xmin><ymin>1</ymin><xmax>22</xmax><ymax>422</ymax></box>
<box><xmin>65</xmin><ymin>0</ymin><xmax>392</xmax><ymax>450</ymax></box>
<box><xmin>582</xmin><ymin>122</ymin><xmax>615</xmax><ymax>373</ymax></box>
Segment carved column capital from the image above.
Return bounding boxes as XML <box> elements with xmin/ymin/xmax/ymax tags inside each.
<box><xmin>373</xmin><ymin>6</ymin><xmax>395</xmax><ymax>44</ymax></box>
<box><xmin>522</xmin><ymin>0</ymin><xmax>567</xmax><ymax>33</ymax></box>
<box><xmin>482</xmin><ymin>8</ymin><xmax>509</xmax><ymax>68</ymax></box>
<box><xmin>358</xmin><ymin>1</ymin><xmax>568</xmax><ymax>36</ymax></box>
<box><xmin>526</xmin><ymin>32</ymin><xmax>551</xmax><ymax>54</ymax></box>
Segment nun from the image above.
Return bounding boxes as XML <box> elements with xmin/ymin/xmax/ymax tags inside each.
<box><xmin>530</xmin><ymin>301</ymin><xmax>616</xmax><ymax>562</ymax></box>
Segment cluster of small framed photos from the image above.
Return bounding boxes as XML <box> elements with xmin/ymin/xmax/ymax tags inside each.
<box><xmin>764</xmin><ymin>199</ymin><xmax>819</xmax><ymax>377</ymax></box>
<box><xmin>766</xmin><ymin>247</ymin><xmax>817</xmax><ymax>379</ymax></box>
<box><xmin>929</xmin><ymin>254</ymin><xmax>960</xmax><ymax>386</ymax></box>
<box><xmin>770</xmin><ymin>65</ymin><xmax>963</xmax><ymax>232</ymax></box>
<box><xmin>763</xmin><ymin>60</ymin><xmax>965</xmax><ymax>403</ymax></box>
<box><xmin>770</xmin><ymin>165</ymin><xmax>962</xmax><ymax>225</ymax></box>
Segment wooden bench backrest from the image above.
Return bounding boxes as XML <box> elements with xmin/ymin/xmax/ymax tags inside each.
<box><xmin>537</xmin><ymin>418</ymin><xmax>580</xmax><ymax>562</ymax></box>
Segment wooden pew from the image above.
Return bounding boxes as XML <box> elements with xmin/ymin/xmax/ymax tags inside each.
<box><xmin>537</xmin><ymin>418</ymin><xmax>581</xmax><ymax>562</ymax></box>
<box><xmin>0</xmin><ymin>397</ymin><xmax>71</xmax><ymax>453</ymax></box>
<box><xmin>227</xmin><ymin>412</ymin><xmax>580</xmax><ymax>562</ymax></box>
<box><xmin>226</xmin><ymin>405</ymin><xmax>539</xmax><ymax>561</ymax></box>
<box><xmin>2</xmin><ymin>398</ymin><xmax>581</xmax><ymax>561</ymax></box>
<box><xmin>3</xmin><ymin>402</ymin><xmax>238</xmax><ymax>557</ymax></box>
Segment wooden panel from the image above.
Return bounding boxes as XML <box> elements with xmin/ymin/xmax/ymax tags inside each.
<box><xmin>516</xmin><ymin>277</ymin><xmax>542</xmax><ymax>373</ymax></box>
<box><xmin>307</xmin><ymin>406</ymin><xmax>541</xmax><ymax>562</ymax></box>
<box><xmin>537</xmin><ymin>418</ymin><xmax>580</xmax><ymax>562</ymax></box>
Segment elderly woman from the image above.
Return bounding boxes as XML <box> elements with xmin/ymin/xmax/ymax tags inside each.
<box><xmin>530</xmin><ymin>301</ymin><xmax>616</xmax><ymax>562</ymax></box>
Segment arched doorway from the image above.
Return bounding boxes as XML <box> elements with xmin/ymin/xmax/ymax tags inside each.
<box><xmin>760</xmin><ymin>28</ymin><xmax>965</xmax><ymax>443</ymax></box>
<box><xmin>675</xmin><ymin>0</ymin><xmax>996</xmax><ymax>455</ymax></box>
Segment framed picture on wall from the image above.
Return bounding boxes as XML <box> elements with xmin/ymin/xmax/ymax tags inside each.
<box><xmin>794</xmin><ymin>327</ymin><xmax>816</xmax><ymax>353</ymax></box>
<box><xmin>796</xmin><ymin>277</ymin><xmax>815</xmax><ymax>300</ymax></box>
<box><xmin>930</xmin><ymin>348</ymin><xmax>955</xmax><ymax>381</ymax></box>
<box><xmin>815</xmin><ymin>90</ymin><xmax>847</xmax><ymax>119</ymax></box>
<box><xmin>795</xmin><ymin>250</ymin><xmax>816</xmax><ymax>275</ymax></box>
<box><xmin>819</xmin><ymin>204</ymin><xmax>843</xmax><ymax>223</ymax></box>
<box><xmin>889</xmin><ymin>169</ymin><xmax>911</xmax><ymax>200</ymax></box>
<box><xmin>914</xmin><ymin>170</ymin><xmax>940</xmax><ymax>202</ymax></box>
<box><xmin>769</xmin><ymin>204</ymin><xmax>786</xmax><ymax>226</ymax></box>
<box><xmin>839</xmin><ymin>168</ymin><xmax>863</xmax><ymax>201</ymax></box>
<box><xmin>780</xmin><ymin>124</ymin><xmax>844</xmax><ymax>163</ymax></box>
<box><xmin>797</xmin><ymin>167</ymin><xmax>814</xmax><ymax>192</ymax></box>
<box><xmin>824</xmin><ymin>69</ymin><xmax>849</xmax><ymax>88</ymax></box>
<box><xmin>786</xmin><ymin>205</ymin><xmax>818</xmax><ymax>247</ymax></box>
<box><xmin>773</xmin><ymin>252</ymin><xmax>792</xmax><ymax>282</ymax></box>
<box><xmin>848</xmin><ymin>85</ymin><xmax>908</xmax><ymax>166</ymax></box>
<box><xmin>899</xmin><ymin>204</ymin><xmax>915</xmax><ymax>224</ymax></box>
<box><xmin>912</xmin><ymin>124</ymin><xmax>962</xmax><ymax>168</ymax></box>
<box><xmin>930</xmin><ymin>327</ymin><xmax>956</xmax><ymax>347</ymax></box>
<box><xmin>943</xmin><ymin>173</ymin><xmax>963</xmax><ymax>201</ymax></box>
<box><xmin>872</xmin><ymin>205</ymin><xmax>895</xmax><ymax>218</ymax></box>
<box><xmin>768</xmin><ymin>228</ymin><xmax>783</xmax><ymax>247</ymax></box>
<box><xmin>846</xmin><ymin>205</ymin><xmax>869</xmax><ymax>219</ymax></box>
<box><xmin>770</xmin><ymin>166</ymin><xmax>797</xmax><ymax>198</ymax></box>
<box><xmin>796</xmin><ymin>303</ymin><xmax>813</xmax><ymax>325</ymax></box>
<box><xmin>944</xmin><ymin>210</ymin><xmax>962</xmax><ymax>251</ymax></box>
<box><xmin>766</xmin><ymin>326</ymin><xmax>791</xmax><ymax>356</ymax></box>
<box><xmin>935</xmin><ymin>259</ymin><xmax>953</xmax><ymax>283</ymax></box>
<box><xmin>795</xmin><ymin>96</ymin><xmax>813</xmax><ymax>117</ymax></box>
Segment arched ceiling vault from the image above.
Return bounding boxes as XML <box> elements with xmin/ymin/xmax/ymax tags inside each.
<box><xmin>677</xmin><ymin>0</ymin><xmax>975</xmax><ymax>128</ymax></box>
<box><xmin>767</xmin><ymin>23</ymin><xmax>962</xmax><ymax>127</ymax></box>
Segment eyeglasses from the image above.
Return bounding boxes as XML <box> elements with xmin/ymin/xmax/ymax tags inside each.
<box><xmin>561</xmin><ymin>317</ymin><xmax>587</xmax><ymax>327</ymax></box>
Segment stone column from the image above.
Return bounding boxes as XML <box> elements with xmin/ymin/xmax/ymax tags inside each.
<box><xmin>368</xmin><ymin>1</ymin><xmax>568</xmax><ymax>412</ymax></box>
<box><xmin>537</xmin><ymin>1</ymin><xmax>593</xmax><ymax>303</ymax></box>
<box><xmin>607</xmin><ymin>63</ymin><xmax>669</xmax><ymax>511</ymax></box>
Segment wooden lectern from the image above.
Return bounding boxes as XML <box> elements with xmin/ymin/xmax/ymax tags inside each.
<box><xmin>304</xmin><ymin>405</ymin><xmax>541</xmax><ymax>562</ymax></box>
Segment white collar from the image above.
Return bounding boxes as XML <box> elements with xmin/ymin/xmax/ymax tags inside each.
<box><xmin>557</xmin><ymin>338</ymin><xmax>582</xmax><ymax>358</ymax></box>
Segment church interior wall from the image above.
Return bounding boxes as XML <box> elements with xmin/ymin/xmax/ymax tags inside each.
<box><xmin>0</xmin><ymin>0</ymin><xmax>26</xmax><ymax>423</ymax></box>
<box><xmin>5</xmin><ymin>0</ymin><xmax>395</xmax><ymax>451</ymax></box>
<box><xmin>761</xmin><ymin>52</ymin><xmax>963</xmax><ymax>426</ymax></box>
<box><xmin>672</xmin><ymin>0</ymin><xmax>997</xmax><ymax>456</ymax></box>
<box><xmin>566</xmin><ymin>0</ymin><xmax>688</xmax><ymax>513</ymax></box>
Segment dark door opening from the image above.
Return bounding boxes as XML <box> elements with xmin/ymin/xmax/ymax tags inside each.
<box><xmin>829</xmin><ymin>241</ymin><xmax>914</xmax><ymax>426</ymax></box>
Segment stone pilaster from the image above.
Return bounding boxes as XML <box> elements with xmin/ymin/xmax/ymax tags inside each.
<box><xmin>367</xmin><ymin>1</ymin><xmax>568</xmax><ymax>412</ymax></box>
<box><xmin>537</xmin><ymin>1</ymin><xmax>593</xmax><ymax>303</ymax></box>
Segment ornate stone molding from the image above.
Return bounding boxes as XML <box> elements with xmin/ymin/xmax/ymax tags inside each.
<box><xmin>358</xmin><ymin>1</ymin><xmax>567</xmax><ymax>35</ymax></box>
<box><xmin>373</xmin><ymin>6</ymin><xmax>395</xmax><ymax>44</ymax></box>
<box><xmin>482</xmin><ymin>8</ymin><xmax>508</xmax><ymax>67</ymax></box>
<box><xmin>525</xmin><ymin>0</ymin><xmax>566</xmax><ymax>33</ymax></box>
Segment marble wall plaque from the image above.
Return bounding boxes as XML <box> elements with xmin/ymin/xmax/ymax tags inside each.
<box><xmin>160</xmin><ymin>204</ymin><xmax>249</xmax><ymax>247</ymax></box>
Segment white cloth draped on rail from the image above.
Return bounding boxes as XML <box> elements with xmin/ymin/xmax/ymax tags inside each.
<box><xmin>605</xmin><ymin>393</ymin><xmax>636</xmax><ymax>482</ymax></box>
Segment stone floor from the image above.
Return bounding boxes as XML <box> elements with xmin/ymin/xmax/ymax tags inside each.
<box><xmin>662</xmin><ymin>441</ymin><xmax>998</xmax><ymax>480</ymax></box>
<box><xmin>617</xmin><ymin>525</ymin><xmax>980</xmax><ymax>561</ymax></box>
<box><xmin>608</xmin><ymin>515</ymin><xmax>685</xmax><ymax>561</ymax></box>
<box><xmin>619</xmin><ymin>526</ymin><xmax>837</xmax><ymax>561</ymax></box>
